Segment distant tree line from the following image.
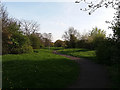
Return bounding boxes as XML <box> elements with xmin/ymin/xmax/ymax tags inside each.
<box><xmin>61</xmin><ymin>26</ymin><xmax>106</xmax><ymax>50</ymax></box>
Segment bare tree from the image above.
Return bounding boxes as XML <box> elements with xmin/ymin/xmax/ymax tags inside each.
<box><xmin>42</xmin><ymin>33</ymin><xmax>52</xmax><ymax>41</ymax></box>
<box><xmin>20</xmin><ymin>20</ymin><xmax>40</xmax><ymax>35</ymax></box>
<box><xmin>42</xmin><ymin>33</ymin><xmax>52</xmax><ymax>48</ymax></box>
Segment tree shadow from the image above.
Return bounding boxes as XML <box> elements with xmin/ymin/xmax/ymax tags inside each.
<box><xmin>2</xmin><ymin>58</ymin><xmax>79</xmax><ymax>88</ymax></box>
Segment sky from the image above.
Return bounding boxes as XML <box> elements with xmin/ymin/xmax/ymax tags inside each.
<box><xmin>2</xmin><ymin>1</ymin><xmax>116</xmax><ymax>42</ymax></box>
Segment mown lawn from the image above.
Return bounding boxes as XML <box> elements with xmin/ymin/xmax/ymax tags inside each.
<box><xmin>58</xmin><ymin>48</ymin><xmax>96</xmax><ymax>60</ymax></box>
<box><xmin>2</xmin><ymin>49</ymin><xmax>79</xmax><ymax>88</ymax></box>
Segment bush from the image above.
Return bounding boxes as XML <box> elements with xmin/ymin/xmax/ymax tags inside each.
<box><xmin>95</xmin><ymin>38</ymin><xmax>120</xmax><ymax>65</ymax></box>
<box><xmin>54</xmin><ymin>40</ymin><xmax>65</xmax><ymax>47</ymax></box>
<box><xmin>10</xmin><ymin>45</ymin><xmax>33</xmax><ymax>54</ymax></box>
<box><xmin>2</xmin><ymin>45</ymin><xmax>9</xmax><ymax>54</ymax></box>
<box><xmin>2</xmin><ymin>30</ymin><xmax>12</xmax><ymax>54</ymax></box>
<box><xmin>29</xmin><ymin>34</ymin><xmax>42</xmax><ymax>49</ymax></box>
<box><xmin>21</xmin><ymin>45</ymin><xmax>33</xmax><ymax>53</ymax></box>
<box><xmin>8</xmin><ymin>32</ymin><xmax>33</xmax><ymax>54</ymax></box>
<box><xmin>2</xmin><ymin>15</ymin><xmax>33</xmax><ymax>54</ymax></box>
<box><xmin>76</xmin><ymin>40</ymin><xmax>93</xmax><ymax>50</ymax></box>
<box><xmin>96</xmin><ymin>43</ymin><xmax>112</xmax><ymax>65</ymax></box>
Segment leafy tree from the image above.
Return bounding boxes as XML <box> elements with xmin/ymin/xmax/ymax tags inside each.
<box><xmin>109</xmin><ymin>5</ymin><xmax>120</xmax><ymax>40</ymax></box>
<box><xmin>1</xmin><ymin>5</ymin><xmax>11</xmax><ymax>54</ymax></box>
<box><xmin>10</xmin><ymin>33</ymin><xmax>33</xmax><ymax>54</ymax></box>
<box><xmin>76</xmin><ymin>27</ymin><xmax>106</xmax><ymax>49</ymax></box>
<box><xmin>76</xmin><ymin>0</ymin><xmax>119</xmax><ymax>15</ymax></box>
<box><xmin>109</xmin><ymin>6</ymin><xmax>120</xmax><ymax>65</ymax></box>
<box><xmin>1</xmin><ymin>5</ymin><xmax>33</xmax><ymax>54</ymax></box>
<box><xmin>76</xmin><ymin>34</ymin><xmax>93</xmax><ymax>49</ymax></box>
<box><xmin>54</xmin><ymin>40</ymin><xmax>65</xmax><ymax>47</ymax></box>
<box><xmin>29</xmin><ymin>34</ymin><xmax>43</xmax><ymax>49</ymax></box>
<box><xmin>62</xmin><ymin>27</ymin><xmax>80</xmax><ymax>48</ymax></box>
<box><xmin>88</xmin><ymin>27</ymin><xmax>106</xmax><ymax>49</ymax></box>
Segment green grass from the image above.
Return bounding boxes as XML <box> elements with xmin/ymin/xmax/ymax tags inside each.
<box><xmin>58</xmin><ymin>48</ymin><xmax>96</xmax><ymax>60</ymax></box>
<box><xmin>2</xmin><ymin>49</ymin><xmax>79</xmax><ymax>88</ymax></box>
<box><xmin>44</xmin><ymin>47</ymin><xmax>64</xmax><ymax>50</ymax></box>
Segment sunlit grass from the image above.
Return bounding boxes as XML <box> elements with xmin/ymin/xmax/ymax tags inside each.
<box><xmin>58</xmin><ymin>48</ymin><xmax>96</xmax><ymax>60</ymax></box>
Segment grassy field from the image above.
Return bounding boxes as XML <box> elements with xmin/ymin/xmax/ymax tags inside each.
<box><xmin>58</xmin><ymin>48</ymin><xmax>96</xmax><ymax>60</ymax></box>
<box><xmin>2</xmin><ymin>49</ymin><xmax>79</xmax><ymax>88</ymax></box>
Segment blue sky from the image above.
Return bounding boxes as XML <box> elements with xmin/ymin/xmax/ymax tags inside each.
<box><xmin>3</xmin><ymin>2</ymin><xmax>116</xmax><ymax>42</ymax></box>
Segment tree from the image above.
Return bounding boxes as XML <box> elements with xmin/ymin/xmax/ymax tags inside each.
<box><xmin>42</xmin><ymin>33</ymin><xmax>53</xmax><ymax>47</ymax></box>
<box><xmin>76</xmin><ymin>33</ymin><xmax>92</xmax><ymax>49</ymax></box>
<box><xmin>88</xmin><ymin>27</ymin><xmax>106</xmax><ymax>48</ymax></box>
<box><xmin>20</xmin><ymin>20</ymin><xmax>40</xmax><ymax>35</ymax></box>
<box><xmin>62</xmin><ymin>27</ymin><xmax>80</xmax><ymax>48</ymax></box>
<box><xmin>89</xmin><ymin>27</ymin><xmax>106</xmax><ymax>38</ymax></box>
<box><xmin>108</xmin><ymin>4</ymin><xmax>120</xmax><ymax>40</ymax></box>
<box><xmin>75</xmin><ymin>0</ymin><xmax>119</xmax><ymax>15</ymax></box>
<box><xmin>77</xmin><ymin>0</ymin><xmax>120</xmax><ymax>40</ymax></box>
<box><xmin>54</xmin><ymin>40</ymin><xmax>65</xmax><ymax>47</ymax></box>
<box><xmin>108</xmin><ymin>5</ymin><xmax>120</xmax><ymax>65</ymax></box>
<box><xmin>1</xmin><ymin>5</ymin><xmax>9</xmax><ymax>29</ymax></box>
<box><xmin>1</xmin><ymin>5</ymin><xmax>33</xmax><ymax>54</ymax></box>
<box><xmin>1</xmin><ymin>5</ymin><xmax>14</xmax><ymax>54</ymax></box>
<box><xmin>29</xmin><ymin>33</ymin><xmax>42</xmax><ymax>49</ymax></box>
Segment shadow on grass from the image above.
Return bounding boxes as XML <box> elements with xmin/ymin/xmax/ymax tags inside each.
<box><xmin>2</xmin><ymin>58</ymin><xmax>79</xmax><ymax>88</ymax></box>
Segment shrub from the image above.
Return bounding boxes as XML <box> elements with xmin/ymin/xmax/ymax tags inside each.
<box><xmin>54</xmin><ymin>40</ymin><xmax>65</xmax><ymax>47</ymax></box>
<box><xmin>96</xmin><ymin>43</ymin><xmax>112</xmax><ymax>65</ymax></box>
<box><xmin>9</xmin><ymin>45</ymin><xmax>33</xmax><ymax>54</ymax></box>
<box><xmin>95</xmin><ymin>38</ymin><xmax>119</xmax><ymax>65</ymax></box>
<box><xmin>8</xmin><ymin>32</ymin><xmax>33</xmax><ymax>54</ymax></box>
<box><xmin>21</xmin><ymin>45</ymin><xmax>33</xmax><ymax>53</ymax></box>
<box><xmin>29</xmin><ymin>34</ymin><xmax>42</xmax><ymax>49</ymax></box>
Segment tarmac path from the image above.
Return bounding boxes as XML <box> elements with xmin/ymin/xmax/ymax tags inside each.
<box><xmin>53</xmin><ymin>50</ymin><xmax>112</xmax><ymax>88</ymax></box>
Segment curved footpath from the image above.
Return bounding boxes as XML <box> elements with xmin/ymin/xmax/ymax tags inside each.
<box><xmin>53</xmin><ymin>51</ymin><xmax>112</xmax><ymax>88</ymax></box>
